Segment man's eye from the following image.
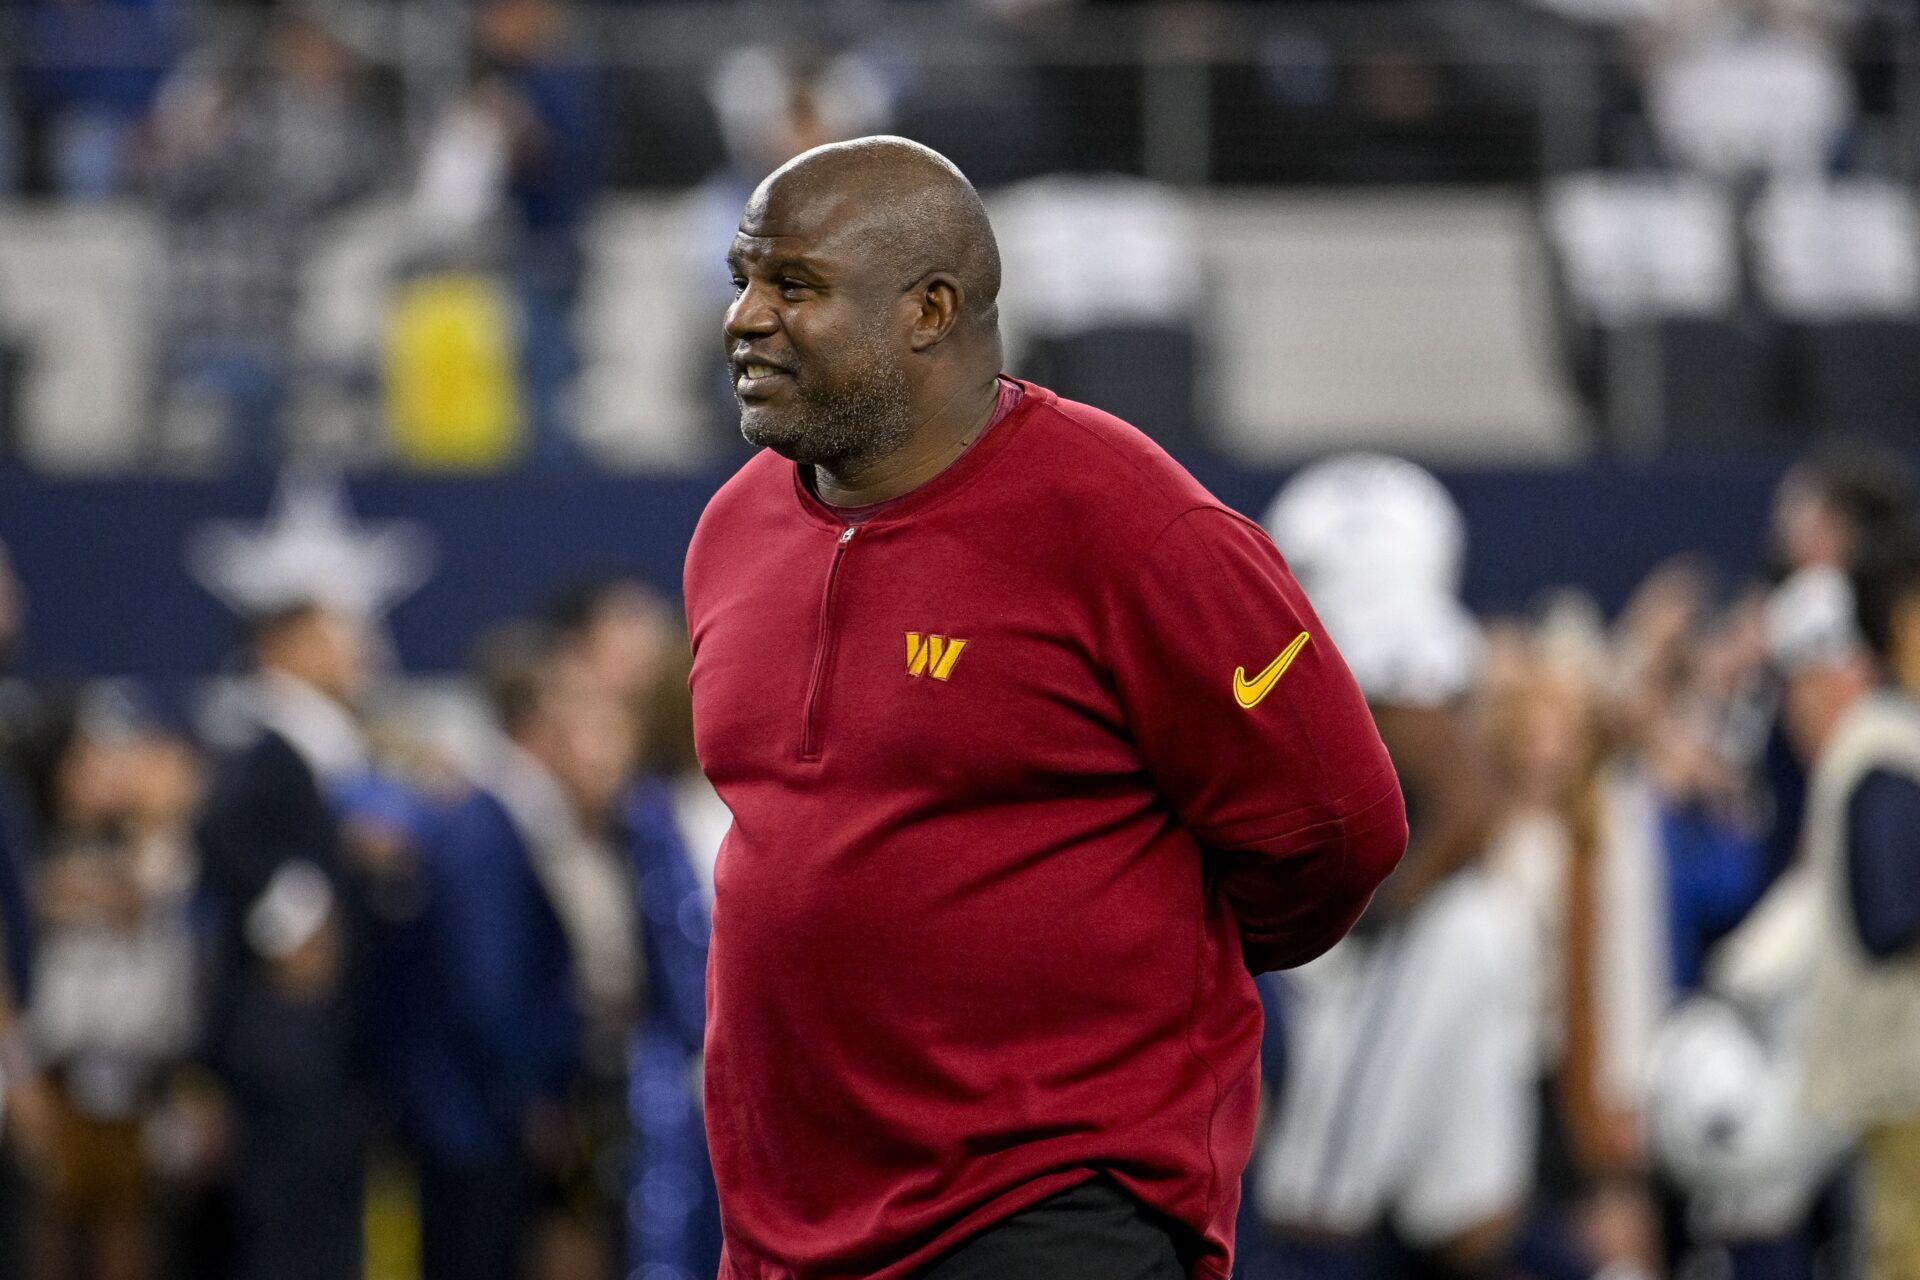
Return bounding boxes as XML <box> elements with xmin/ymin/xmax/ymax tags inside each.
<box><xmin>779</xmin><ymin>280</ymin><xmax>811</xmax><ymax>300</ymax></box>
<box><xmin>729</xmin><ymin>277</ymin><xmax>747</xmax><ymax>296</ymax></box>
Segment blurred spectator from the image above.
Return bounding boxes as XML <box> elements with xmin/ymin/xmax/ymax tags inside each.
<box><xmin>1800</xmin><ymin>537</ymin><xmax>1920</xmax><ymax>1280</ymax></box>
<box><xmin>145</xmin><ymin>12</ymin><xmax>387</xmax><ymax>471</ymax></box>
<box><xmin>1643</xmin><ymin>0</ymin><xmax>1853</xmax><ymax>184</ymax></box>
<box><xmin>1771</xmin><ymin>441</ymin><xmax>1917</xmax><ymax>579</ymax></box>
<box><xmin>1758</xmin><ymin>443</ymin><xmax>1916</xmax><ymax>909</ymax></box>
<box><xmin>25</xmin><ymin>684</ymin><xmax>200</xmax><ymax>1280</ymax></box>
<box><xmin>621</xmin><ymin>640</ymin><xmax>717</xmax><ymax>1280</ymax></box>
<box><xmin>412</xmin><ymin>0</ymin><xmax>605</xmax><ymax>470</ymax></box>
<box><xmin>546</xmin><ymin>574</ymin><xmax>678</xmax><ymax>727</ymax></box>
<box><xmin>405</xmin><ymin>622</ymin><xmax>634</xmax><ymax>1280</ymax></box>
<box><xmin>194</xmin><ymin>600</ymin><xmax>380</xmax><ymax>1280</ymax></box>
<box><xmin>707</xmin><ymin>45</ymin><xmax>891</xmax><ymax>201</ymax></box>
<box><xmin>994</xmin><ymin>175</ymin><xmax>1204</xmax><ymax>448</ymax></box>
<box><xmin>1252</xmin><ymin>456</ymin><xmax>1535</xmax><ymax>1280</ymax></box>
<box><xmin>543</xmin><ymin>575</ymin><xmax>718</xmax><ymax>1274</ymax></box>
<box><xmin>1481</xmin><ymin>604</ymin><xmax>1666</xmax><ymax>1280</ymax></box>
<box><xmin>16</xmin><ymin>0</ymin><xmax>183</xmax><ymax>200</ymax></box>
<box><xmin>693</xmin><ymin>43</ymin><xmax>892</xmax><ymax>438</ymax></box>
<box><xmin>1641</xmin><ymin>565</ymin><xmax>1868</xmax><ymax>1280</ymax></box>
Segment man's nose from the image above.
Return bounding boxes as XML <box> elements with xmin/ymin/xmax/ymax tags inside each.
<box><xmin>724</xmin><ymin>283</ymin><xmax>779</xmax><ymax>341</ymax></box>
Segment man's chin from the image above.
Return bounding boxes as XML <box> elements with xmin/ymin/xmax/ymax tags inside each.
<box><xmin>740</xmin><ymin>409</ymin><xmax>832</xmax><ymax>466</ymax></box>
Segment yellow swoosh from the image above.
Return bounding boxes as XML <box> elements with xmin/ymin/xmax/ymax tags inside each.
<box><xmin>1233</xmin><ymin>631</ymin><xmax>1311</xmax><ymax>709</ymax></box>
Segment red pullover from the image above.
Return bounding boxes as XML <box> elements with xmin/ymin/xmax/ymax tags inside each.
<box><xmin>685</xmin><ymin>381</ymin><xmax>1407</xmax><ymax>1280</ymax></box>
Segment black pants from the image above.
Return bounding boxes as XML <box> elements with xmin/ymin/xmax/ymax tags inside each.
<box><xmin>917</xmin><ymin>1177</ymin><xmax>1186</xmax><ymax>1280</ymax></box>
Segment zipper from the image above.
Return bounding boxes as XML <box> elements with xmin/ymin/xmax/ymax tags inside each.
<box><xmin>800</xmin><ymin>526</ymin><xmax>857</xmax><ymax>760</ymax></box>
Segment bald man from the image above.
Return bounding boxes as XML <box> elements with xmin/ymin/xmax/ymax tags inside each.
<box><xmin>684</xmin><ymin>138</ymin><xmax>1406</xmax><ymax>1280</ymax></box>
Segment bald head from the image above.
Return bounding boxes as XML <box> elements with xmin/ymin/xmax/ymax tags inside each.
<box><xmin>745</xmin><ymin>137</ymin><xmax>1001</xmax><ymax>338</ymax></box>
<box><xmin>724</xmin><ymin>137</ymin><xmax>1005</xmax><ymax>475</ymax></box>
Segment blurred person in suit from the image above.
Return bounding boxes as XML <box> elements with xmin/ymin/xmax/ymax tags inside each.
<box><xmin>548</xmin><ymin>574</ymin><xmax>727</xmax><ymax>895</ymax></box>
<box><xmin>546</xmin><ymin>574</ymin><xmax>678</xmax><ymax>728</ymax></box>
<box><xmin>397</xmin><ymin>623</ymin><xmax>636</xmax><ymax>1280</ymax></box>
<box><xmin>195</xmin><ymin>599</ymin><xmax>378</xmax><ymax>1280</ymax></box>
<box><xmin>545</xmin><ymin>577</ymin><xmax>720</xmax><ymax>1275</ymax></box>
<box><xmin>622</xmin><ymin>642</ymin><xmax>719</xmax><ymax>1280</ymax></box>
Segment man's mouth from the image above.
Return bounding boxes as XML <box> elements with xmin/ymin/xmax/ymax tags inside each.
<box><xmin>734</xmin><ymin>360</ymin><xmax>794</xmax><ymax>398</ymax></box>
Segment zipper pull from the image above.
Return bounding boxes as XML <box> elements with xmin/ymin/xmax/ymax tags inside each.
<box><xmin>839</xmin><ymin>527</ymin><xmax>856</xmax><ymax>545</ymax></box>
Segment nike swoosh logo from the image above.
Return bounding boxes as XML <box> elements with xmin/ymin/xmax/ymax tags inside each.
<box><xmin>1233</xmin><ymin>631</ymin><xmax>1311</xmax><ymax>709</ymax></box>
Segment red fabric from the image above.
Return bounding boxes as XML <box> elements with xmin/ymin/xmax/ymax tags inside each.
<box><xmin>685</xmin><ymin>380</ymin><xmax>1406</xmax><ymax>1280</ymax></box>
<box><xmin>826</xmin><ymin>377</ymin><xmax>1024</xmax><ymax>525</ymax></box>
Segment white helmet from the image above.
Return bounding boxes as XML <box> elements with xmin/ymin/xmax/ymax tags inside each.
<box><xmin>1766</xmin><ymin>565</ymin><xmax>1864</xmax><ymax>674</ymax></box>
<box><xmin>1263</xmin><ymin>453</ymin><xmax>1468</xmax><ymax>602</ymax></box>
<box><xmin>1309</xmin><ymin>585</ymin><xmax>1483</xmax><ymax>709</ymax></box>
<box><xmin>1647</xmin><ymin>997</ymin><xmax>1847</xmax><ymax>1234</ymax></box>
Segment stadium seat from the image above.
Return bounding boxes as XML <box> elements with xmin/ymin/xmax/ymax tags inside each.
<box><xmin>1597</xmin><ymin>318</ymin><xmax>1774</xmax><ymax>450</ymax></box>
<box><xmin>1020</xmin><ymin>324</ymin><xmax>1201</xmax><ymax>451</ymax></box>
<box><xmin>1793</xmin><ymin>320</ymin><xmax>1920</xmax><ymax>440</ymax></box>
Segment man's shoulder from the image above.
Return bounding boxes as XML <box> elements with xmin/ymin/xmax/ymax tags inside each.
<box><xmin>697</xmin><ymin>448</ymin><xmax>791</xmax><ymax>529</ymax></box>
<box><xmin>685</xmin><ymin>450</ymin><xmax>793</xmax><ymax>599</ymax></box>
<box><xmin>1010</xmin><ymin>383</ymin><xmax>1229</xmax><ymax>541</ymax></box>
<box><xmin>211</xmin><ymin>731</ymin><xmax>316</xmax><ymax>803</ymax></box>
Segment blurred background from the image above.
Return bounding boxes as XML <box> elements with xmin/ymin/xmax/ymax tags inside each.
<box><xmin>1</xmin><ymin>0</ymin><xmax>1919</xmax><ymax>1277</ymax></box>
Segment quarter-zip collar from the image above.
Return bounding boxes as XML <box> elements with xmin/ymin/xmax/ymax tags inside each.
<box><xmin>788</xmin><ymin>378</ymin><xmax>1049</xmax><ymax>533</ymax></box>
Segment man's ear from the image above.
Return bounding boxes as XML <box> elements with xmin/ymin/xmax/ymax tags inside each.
<box><xmin>907</xmin><ymin>273</ymin><xmax>963</xmax><ymax>352</ymax></box>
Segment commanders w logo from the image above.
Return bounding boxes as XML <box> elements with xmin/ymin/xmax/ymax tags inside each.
<box><xmin>906</xmin><ymin>633</ymin><xmax>967</xmax><ymax>681</ymax></box>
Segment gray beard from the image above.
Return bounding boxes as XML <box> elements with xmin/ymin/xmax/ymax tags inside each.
<box><xmin>737</xmin><ymin>348</ymin><xmax>914</xmax><ymax>470</ymax></box>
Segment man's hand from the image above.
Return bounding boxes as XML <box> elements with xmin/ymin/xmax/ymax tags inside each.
<box><xmin>271</xmin><ymin>912</ymin><xmax>343</xmax><ymax>1003</ymax></box>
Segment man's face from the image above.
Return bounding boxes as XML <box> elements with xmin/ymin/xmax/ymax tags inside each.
<box><xmin>1782</xmin><ymin>662</ymin><xmax>1871</xmax><ymax>765</ymax></box>
<box><xmin>574</xmin><ymin>584</ymin><xmax>673</xmax><ymax>704</ymax></box>
<box><xmin>723</xmin><ymin>190</ymin><xmax>915</xmax><ymax>468</ymax></box>
<box><xmin>1771</xmin><ymin>476</ymin><xmax>1852</xmax><ymax>572</ymax></box>
<box><xmin>267</xmin><ymin>606</ymin><xmax>371</xmax><ymax>708</ymax></box>
<box><xmin>542</xmin><ymin>677</ymin><xmax>636</xmax><ymax>823</ymax></box>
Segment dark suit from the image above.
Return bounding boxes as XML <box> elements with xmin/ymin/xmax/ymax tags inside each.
<box><xmin>395</xmin><ymin>784</ymin><xmax>582</xmax><ymax>1280</ymax></box>
<box><xmin>197</xmin><ymin>730</ymin><xmax>366</xmax><ymax>1280</ymax></box>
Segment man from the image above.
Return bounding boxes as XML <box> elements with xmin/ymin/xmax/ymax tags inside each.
<box><xmin>1800</xmin><ymin>538</ymin><xmax>1920</xmax><ymax>1280</ymax></box>
<box><xmin>1252</xmin><ymin>457</ymin><xmax>1533</xmax><ymax>1280</ymax></box>
<box><xmin>396</xmin><ymin>624</ymin><xmax>635</xmax><ymax>1280</ymax></box>
<box><xmin>1641</xmin><ymin>566</ymin><xmax>1870</xmax><ymax>1280</ymax></box>
<box><xmin>196</xmin><ymin>599</ymin><xmax>377</xmax><ymax>1280</ymax></box>
<box><xmin>684</xmin><ymin>137</ymin><xmax>1407</xmax><ymax>1280</ymax></box>
<box><xmin>1757</xmin><ymin>442</ymin><xmax>1918</xmax><ymax>894</ymax></box>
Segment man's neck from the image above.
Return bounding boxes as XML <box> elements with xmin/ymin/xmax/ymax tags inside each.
<box><xmin>815</xmin><ymin>375</ymin><xmax>1002</xmax><ymax>508</ymax></box>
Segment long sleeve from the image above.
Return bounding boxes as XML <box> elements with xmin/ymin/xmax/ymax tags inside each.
<box><xmin>1106</xmin><ymin>506</ymin><xmax>1408</xmax><ymax>973</ymax></box>
<box><xmin>1845</xmin><ymin>768</ymin><xmax>1920</xmax><ymax>960</ymax></box>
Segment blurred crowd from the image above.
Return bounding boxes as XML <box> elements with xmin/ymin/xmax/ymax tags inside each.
<box><xmin>0</xmin><ymin>555</ymin><xmax>721</xmax><ymax>1280</ymax></box>
<box><xmin>3</xmin><ymin>0</ymin><xmax>1918</xmax><ymax>470</ymax></box>
<box><xmin>0</xmin><ymin>438</ymin><xmax>1918</xmax><ymax>1280</ymax></box>
<box><xmin>1241</xmin><ymin>437</ymin><xmax>1920</xmax><ymax>1280</ymax></box>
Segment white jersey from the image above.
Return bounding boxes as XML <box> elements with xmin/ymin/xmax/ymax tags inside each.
<box><xmin>1257</xmin><ymin>869</ymin><xmax>1538</xmax><ymax>1248</ymax></box>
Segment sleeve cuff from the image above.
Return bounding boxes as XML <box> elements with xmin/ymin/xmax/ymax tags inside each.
<box><xmin>245</xmin><ymin>861</ymin><xmax>335</xmax><ymax>961</ymax></box>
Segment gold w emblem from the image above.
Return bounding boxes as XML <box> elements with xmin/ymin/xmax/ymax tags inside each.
<box><xmin>906</xmin><ymin>633</ymin><xmax>967</xmax><ymax>681</ymax></box>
